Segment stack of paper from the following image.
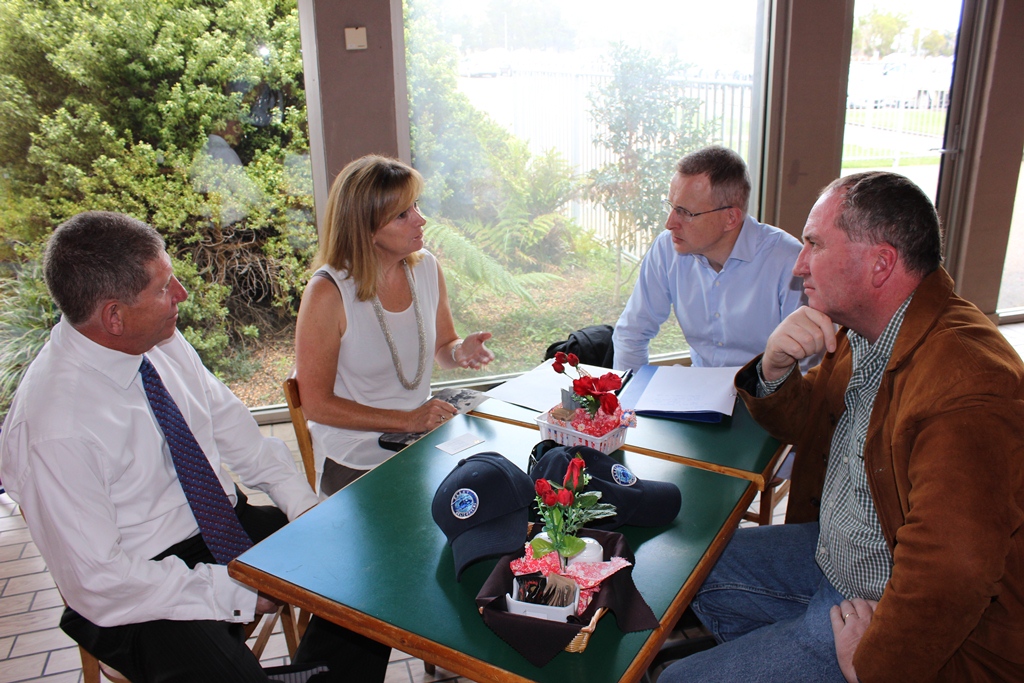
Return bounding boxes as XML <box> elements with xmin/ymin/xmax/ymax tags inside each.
<box><xmin>617</xmin><ymin>365</ymin><xmax>741</xmax><ymax>423</ymax></box>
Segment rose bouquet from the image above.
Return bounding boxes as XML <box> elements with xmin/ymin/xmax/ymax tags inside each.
<box><xmin>550</xmin><ymin>352</ymin><xmax>634</xmax><ymax>438</ymax></box>
<box><xmin>531</xmin><ymin>455</ymin><xmax>617</xmax><ymax>560</ymax></box>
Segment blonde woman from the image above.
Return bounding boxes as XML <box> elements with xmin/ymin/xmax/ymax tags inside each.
<box><xmin>294</xmin><ymin>155</ymin><xmax>494</xmax><ymax>497</ymax></box>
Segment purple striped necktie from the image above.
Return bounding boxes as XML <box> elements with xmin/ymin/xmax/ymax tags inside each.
<box><xmin>139</xmin><ymin>357</ymin><xmax>253</xmax><ymax>564</ymax></box>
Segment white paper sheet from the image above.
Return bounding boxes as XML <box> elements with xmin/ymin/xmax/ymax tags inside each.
<box><xmin>484</xmin><ymin>359</ymin><xmax>619</xmax><ymax>412</ymax></box>
<box><xmin>634</xmin><ymin>365</ymin><xmax>742</xmax><ymax>415</ymax></box>
<box><xmin>435</xmin><ymin>433</ymin><xmax>485</xmax><ymax>454</ymax></box>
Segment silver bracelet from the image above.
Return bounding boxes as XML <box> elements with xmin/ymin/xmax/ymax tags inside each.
<box><xmin>451</xmin><ymin>341</ymin><xmax>463</xmax><ymax>364</ymax></box>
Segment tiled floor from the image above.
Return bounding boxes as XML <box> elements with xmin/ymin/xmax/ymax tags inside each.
<box><xmin>2</xmin><ymin>322</ymin><xmax>1022</xmax><ymax>682</ymax></box>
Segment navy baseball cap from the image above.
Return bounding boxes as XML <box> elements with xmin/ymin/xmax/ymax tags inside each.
<box><xmin>431</xmin><ymin>452</ymin><xmax>535</xmax><ymax>581</ymax></box>
<box><xmin>528</xmin><ymin>442</ymin><xmax>681</xmax><ymax>530</ymax></box>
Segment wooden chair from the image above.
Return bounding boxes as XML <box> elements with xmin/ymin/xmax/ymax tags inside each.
<box><xmin>282</xmin><ymin>371</ymin><xmax>317</xmax><ymax>492</ymax></box>
<box><xmin>281</xmin><ymin>371</ymin><xmax>437</xmax><ymax>676</ymax></box>
<box><xmin>742</xmin><ymin>445</ymin><xmax>793</xmax><ymax>526</ymax></box>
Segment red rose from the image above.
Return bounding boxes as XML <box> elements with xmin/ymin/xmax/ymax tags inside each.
<box><xmin>563</xmin><ymin>455</ymin><xmax>585</xmax><ymax>490</ymax></box>
<box><xmin>595</xmin><ymin>373</ymin><xmax>622</xmax><ymax>392</ymax></box>
<box><xmin>542</xmin><ymin>490</ymin><xmax>558</xmax><ymax>507</ymax></box>
<box><xmin>553</xmin><ymin>361</ymin><xmax>564</xmax><ymax>374</ymax></box>
<box><xmin>535</xmin><ymin>478</ymin><xmax>553</xmax><ymax>496</ymax></box>
<box><xmin>573</xmin><ymin>376</ymin><xmax>596</xmax><ymax>397</ymax></box>
<box><xmin>554</xmin><ymin>351</ymin><xmax>567</xmax><ymax>363</ymax></box>
<box><xmin>599</xmin><ymin>392</ymin><xmax>619</xmax><ymax>414</ymax></box>
<box><xmin>556</xmin><ymin>488</ymin><xmax>574</xmax><ymax>506</ymax></box>
<box><xmin>567</xmin><ymin>353</ymin><xmax>579</xmax><ymax>367</ymax></box>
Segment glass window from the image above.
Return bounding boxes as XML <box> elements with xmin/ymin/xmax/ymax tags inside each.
<box><xmin>841</xmin><ymin>0</ymin><xmax>963</xmax><ymax>201</ymax></box>
<box><xmin>0</xmin><ymin>0</ymin><xmax>311</xmax><ymax>411</ymax></box>
<box><xmin>997</xmin><ymin>158</ymin><xmax>1024</xmax><ymax>314</ymax></box>
<box><xmin>405</xmin><ymin>0</ymin><xmax>770</xmax><ymax>379</ymax></box>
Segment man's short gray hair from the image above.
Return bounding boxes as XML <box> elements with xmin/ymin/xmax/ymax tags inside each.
<box><xmin>676</xmin><ymin>146</ymin><xmax>751</xmax><ymax>212</ymax></box>
<box><xmin>823</xmin><ymin>172</ymin><xmax>943</xmax><ymax>276</ymax></box>
<box><xmin>44</xmin><ymin>211</ymin><xmax>166</xmax><ymax>325</ymax></box>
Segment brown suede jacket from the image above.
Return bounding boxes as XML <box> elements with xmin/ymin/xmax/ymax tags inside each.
<box><xmin>735</xmin><ymin>268</ymin><xmax>1024</xmax><ymax>682</ymax></box>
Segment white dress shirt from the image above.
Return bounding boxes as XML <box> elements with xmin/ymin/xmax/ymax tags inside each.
<box><xmin>0</xmin><ymin>320</ymin><xmax>317</xmax><ymax>627</ymax></box>
<box><xmin>612</xmin><ymin>216</ymin><xmax>806</xmax><ymax>370</ymax></box>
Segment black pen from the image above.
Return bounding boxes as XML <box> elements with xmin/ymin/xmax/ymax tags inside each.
<box><xmin>616</xmin><ymin>369</ymin><xmax>633</xmax><ymax>395</ymax></box>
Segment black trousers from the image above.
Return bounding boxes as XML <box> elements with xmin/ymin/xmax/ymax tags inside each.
<box><xmin>60</xmin><ymin>490</ymin><xmax>391</xmax><ymax>683</ymax></box>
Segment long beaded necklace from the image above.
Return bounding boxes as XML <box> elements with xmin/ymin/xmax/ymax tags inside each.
<box><xmin>371</xmin><ymin>260</ymin><xmax>426</xmax><ymax>391</ymax></box>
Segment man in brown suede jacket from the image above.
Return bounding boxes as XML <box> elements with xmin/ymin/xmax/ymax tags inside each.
<box><xmin>658</xmin><ymin>172</ymin><xmax>1024</xmax><ymax>683</ymax></box>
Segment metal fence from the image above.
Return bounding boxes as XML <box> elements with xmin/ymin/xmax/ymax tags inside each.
<box><xmin>472</xmin><ymin>71</ymin><xmax>755</xmax><ymax>259</ymax></box>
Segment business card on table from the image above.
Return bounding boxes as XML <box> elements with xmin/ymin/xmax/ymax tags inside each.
<box><xmin>436</xmin><ymin>432</ymin><xmax>485</xmax><ymax>454</ymax></box>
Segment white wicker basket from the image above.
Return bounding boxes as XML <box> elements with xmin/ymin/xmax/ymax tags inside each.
<box><xmin>536</xmin><ymin>409</ymin><xmax>628</xmax><ymax>454</ymax></box>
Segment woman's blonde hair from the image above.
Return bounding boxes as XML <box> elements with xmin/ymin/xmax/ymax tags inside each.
<box><xmin>315</xmin><ymin>155</ymin><xmax>424</xmax><ymax>301</ymax></box>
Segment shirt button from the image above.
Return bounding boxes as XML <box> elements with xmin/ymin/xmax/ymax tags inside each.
<box><xmin>717</xmin><ymin>342</ymin><xmax>724</xmax><ymax>347</ymax></box>
<box><xmin>714</xmin><ymin>312</ymin><xmax>721</xmax><ymax>319</ymax></box>
<box><xmin>843</xmin><ymin>457</ymin><xmax>849</xmax><ymax>463</ymax></box>
<box><xmin>714</xmin><ymin>281</ymin><xmax>720</xmax><ymax>287</ymax></box>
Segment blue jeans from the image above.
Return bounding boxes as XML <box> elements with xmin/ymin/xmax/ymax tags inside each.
<box><xmin>658</xmin><ymin>523</ymin><xmax>847</xmax><ymax>683</ymax></box>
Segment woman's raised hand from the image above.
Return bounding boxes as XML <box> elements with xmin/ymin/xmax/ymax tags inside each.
<box><xmin>455</xmin><ymin>331</ymin><xmax>495</xmax><ymax>370</ymax></box>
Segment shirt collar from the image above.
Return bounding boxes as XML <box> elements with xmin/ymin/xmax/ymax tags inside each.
<box><xmin>721</xmin><ymin>214</ymin><xmax>759</xmax><ymax>266</ymax></box>
<box><xmin>847</xmin><ymin>293</ymin><xmax>914</xmax><ymax>370</ymax></box>
<box><xmin>54</xmin><ymin>317</ymin><xmax>146</xmax><ymax>390</ymax></box>
<box><xmin>690</xmin><ymin>214</ymin><xmax>758</xmax><ymax>270</ymax></box>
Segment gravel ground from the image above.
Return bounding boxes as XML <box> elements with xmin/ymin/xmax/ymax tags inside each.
<box><xmin>227</xmin><ymin>330</ymin><xmax>296</xmax><ymax>408</ymax></box>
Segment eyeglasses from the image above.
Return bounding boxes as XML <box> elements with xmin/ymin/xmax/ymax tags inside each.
<box><xmin>663</xmin><ymin>199</ymin><xmax>733</xmax><ymax>222</ymax></box>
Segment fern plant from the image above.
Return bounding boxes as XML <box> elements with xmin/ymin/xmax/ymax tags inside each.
<box><xmin>423</xmin><ymin>220</ymin><xmax>559</xmax><ymax>315</ymax></box>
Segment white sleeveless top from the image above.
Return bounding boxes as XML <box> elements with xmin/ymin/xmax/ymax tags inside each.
<box><xmin>307</xmin><ymin>251</ymin><xmax>439</xmax><ymax>471</ymax></box>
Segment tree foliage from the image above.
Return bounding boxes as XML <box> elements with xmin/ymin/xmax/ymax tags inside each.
<box><xmin>920</xmin><ymin>29</ymin><xmax>955</xmax><ymax>58</ymax></box>
<box><xmin>588</xmin><ymin>44</ymin><xmax>712</xmax><ymax>299</ymax></box>
<box><xmin>0</xmin><ymin>0</ymin><xmax>316</xmax><ymax>379</ymax></box>
<box><xmin>853</xmin><ymin>10</ymin><xmax>910</xmax><ymax>59</ymax></box>
<box><xmin>405</xmin><ymin>0</ymin><xmax>586</xmax><ymax>299</ymax></box>
<box><xmin>589</xmin><ymin>44</ymin><xmax>712</xmax><ymax>238</ymax></box>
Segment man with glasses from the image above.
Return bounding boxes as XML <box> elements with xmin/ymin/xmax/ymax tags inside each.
<box><xmin>612</xmin><ymin>146</ymin><xmax>806</xmax><ymax>370</ymax></box>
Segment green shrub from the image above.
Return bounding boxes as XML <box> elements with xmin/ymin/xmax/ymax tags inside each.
<box><xmin>0</xmin><ymin>260</ymin><xmax>60</xmax><ymax>418</ymax></box>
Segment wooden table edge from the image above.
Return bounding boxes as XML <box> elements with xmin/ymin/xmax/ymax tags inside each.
<box><xmin>619</xmin><ymin>481</ymin><xmax>756</xmax><ymax>681</ymax></box>
<box><xmin>228</xmin><ymin>559</ymin><xmax>534</xmax><ymax>683</ymax></box>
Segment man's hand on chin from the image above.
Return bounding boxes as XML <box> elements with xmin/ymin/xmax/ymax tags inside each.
<box><xmin>761</xmin><ymin>306</ymin><xmax>836</xmax><ymax>381</ymax></box>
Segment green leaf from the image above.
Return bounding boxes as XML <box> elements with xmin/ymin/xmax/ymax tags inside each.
<box><xmin>530</xmin><ymin>536</ymin><xmax>555</xmax><ymax>557</ymax></box>
<box><xmin>560</xmin><ymin>535</ymin><xmax>586</xmax><ymax>557</ymax></box>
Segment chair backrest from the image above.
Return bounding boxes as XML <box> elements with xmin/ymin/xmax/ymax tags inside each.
<box><xmin>283</xmin><ymin>371</ymin><xmax>317</xmax><ymax>491</ymax></box>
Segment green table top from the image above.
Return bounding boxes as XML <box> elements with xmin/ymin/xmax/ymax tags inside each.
<box><xmin>231</xmin><ymin>415</ymin><xmax>755</xmax><ymax>683</ymax></box>
<box><xmin>472</xmin><ymin>396</ymin><xmax>782</xmax><ymax>488</ymax></box>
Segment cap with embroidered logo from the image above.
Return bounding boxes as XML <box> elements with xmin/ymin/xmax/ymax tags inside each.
<box><xmin>431</xmin><ymin>452</ymin><xmax>535</xmax><ymax>581</ymax></box>
<box><xmin>528</xmin><ymin>442</ymin><xmax>681</xmax><ymax>530</ymax></box>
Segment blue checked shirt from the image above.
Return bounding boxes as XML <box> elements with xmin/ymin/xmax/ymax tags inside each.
<box><xmin>758</xmin><ymin>295</ymin><xmax>913</xmax><ymax>600</ymax></box>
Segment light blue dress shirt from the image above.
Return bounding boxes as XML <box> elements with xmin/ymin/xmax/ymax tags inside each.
<box><xmin>612</xmin><ymin>215</ymin><xmax>805</xmax><ymax>370</ymax></box>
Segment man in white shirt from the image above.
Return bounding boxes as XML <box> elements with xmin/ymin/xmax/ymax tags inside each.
<box><xmin>613</xmin><ymin>146</ymin><xmax>806</xmax><ymax>370</ymax></box>
<box><xmin>0</xmin><ymin>211</ymin><xmax>390</xmax><ymax>682</ymax></box>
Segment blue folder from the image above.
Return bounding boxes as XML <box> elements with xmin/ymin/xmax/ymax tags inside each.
<box><xmin>617</xmin><ymin>364</ymin><xmax>727</xmax><ymax>423</ymax></box>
